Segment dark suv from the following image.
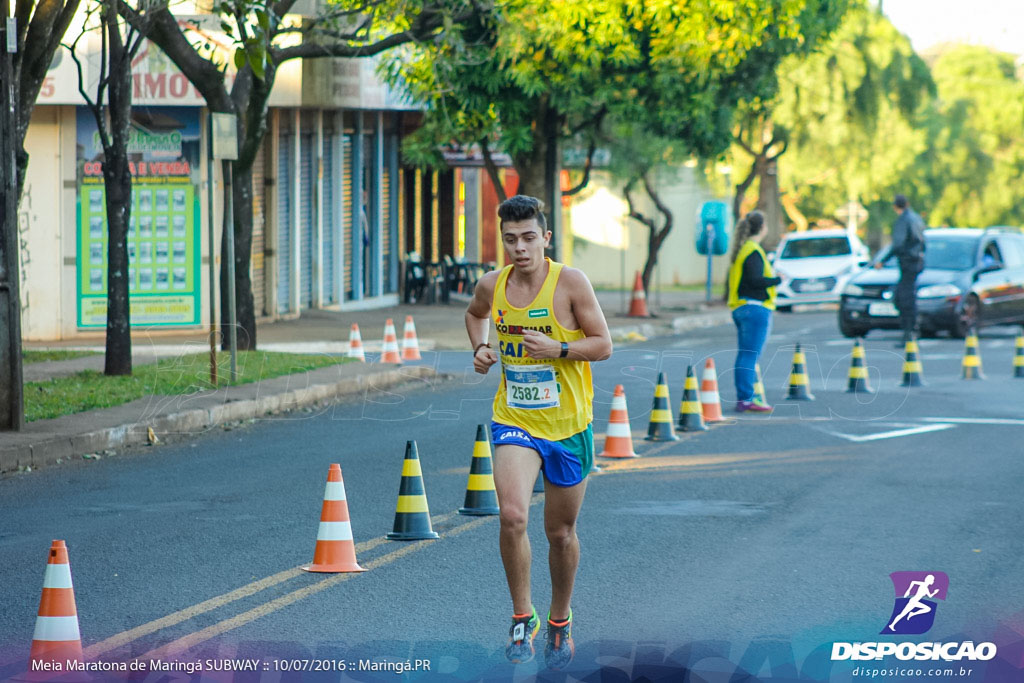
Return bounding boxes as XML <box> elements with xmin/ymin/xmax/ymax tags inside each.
<box><xmin>838</xmin><ymin>228</ymin><xmax>1024</xmax><ymax>338</ymax></box>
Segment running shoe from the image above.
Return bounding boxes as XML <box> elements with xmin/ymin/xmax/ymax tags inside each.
<box><xmin>543</xmin><ymin>610</ymin><xmax>574</xmax><ymax>670</ymax></box>
<box><xmin>505</xmin><ymin>607</ymin><xmax>540</xmax><ymax>663</ymax></box>
<box><xmin>736</xmin><ymin>399</ymin><xmax>772</xmax><ymax>413</ymax></box>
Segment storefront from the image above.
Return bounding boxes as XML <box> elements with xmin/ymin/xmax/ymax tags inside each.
<box><xmin>18</xmin><ymin>33</ymin><xmax>416</xmax><ymax>340</ymax></box>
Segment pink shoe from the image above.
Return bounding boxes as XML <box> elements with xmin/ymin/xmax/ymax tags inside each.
<box><xmin>736</xmin><ymin>400</ymin><xmax>772</xmax><ymax>413</ymax></box>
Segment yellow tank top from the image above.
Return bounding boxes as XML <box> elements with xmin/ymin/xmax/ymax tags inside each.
<box><xmin>492</xmin><ymin>259</ymin><xmax>592</xmax><ymax>440</ymax></box>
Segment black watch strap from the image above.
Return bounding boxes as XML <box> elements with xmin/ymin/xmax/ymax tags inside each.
<box><xmin>560</xmin><ymin>341</ymin><xmax>569</xmax><ymax>358</ymax></box>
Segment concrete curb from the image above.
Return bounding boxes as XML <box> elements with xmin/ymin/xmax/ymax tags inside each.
<box><xmin>0</xmin><ymin>365</ymin><xmax>439</xmax><ymax>475</ymax></box>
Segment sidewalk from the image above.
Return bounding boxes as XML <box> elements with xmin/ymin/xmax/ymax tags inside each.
<box><xmin>6</xmin><ymin>288</ymin><xmax>731</xmax><ymax>475</ymax></box>
<box><xmin>24</xmin><ymin>289</ymin><xmax>727</xmax><ymax>379</ymax></box>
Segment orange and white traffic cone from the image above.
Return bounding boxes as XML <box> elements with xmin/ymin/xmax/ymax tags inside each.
<box><xmin>303</xmin><ymin>464</ymin><xmax>366</xmax><ymax>573</ymax></box>
<box><xmin>598</xmin><ymin>385</ymin><xmax>637</xmax><ymax>458</ymax></box>
<box><xmin>27</xmin><ymin>540</ymin><xmax>84</xmax><ymax>672</ymax></box>
<box><xmin>628</xmin><ymin>271</ymin><xmax>649</xmax><ymax>318</ymax></box>
<box><xmin>379</xmin><ymin>318</ymin><xmax>402</xmax><ymax>364</ymax></box>
<box><xmin>700</xmin><ymin>358</ymin><xmax>724</xmax><ymax>423</ymax></box>
<box><xmin>401</xmin><ymin>315</ymin><xmax>422</xmax><ymax>361</ymax></box>
<box><xmin>347</xmin><ymin>324</ymin><xmax>365</xmax><ymax>362</ymax></box>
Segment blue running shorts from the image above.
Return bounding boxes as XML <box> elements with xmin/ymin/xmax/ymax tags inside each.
<box><xmin>490</xmin><ymin>422</ymin><xmax>594</xmax><ymax>487</ymax></box>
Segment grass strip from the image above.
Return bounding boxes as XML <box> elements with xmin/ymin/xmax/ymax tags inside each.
<box><xmin>25</xmin><ymin>351</ymin><xmax>350</xmax><ymax>422</ymax></box>
<box><xmin>22</xmin><ymin>349</ymin><xmax>101</xmax><ymax>364</ymax></box>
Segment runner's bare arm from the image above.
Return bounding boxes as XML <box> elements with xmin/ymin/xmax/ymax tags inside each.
<box><xmin>521</xmin><ymin>268</ymin><xmax>612</xmax><ymax>361</ymax></box>
<box><xmin>466</xmin><ymin>270</ymin><xmax>500</xmax><ymax>374</ymax></box>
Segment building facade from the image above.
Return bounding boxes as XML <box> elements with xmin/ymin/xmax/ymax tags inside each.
<box><xmin>17</xmin><ymin>14</ymin><xmax>426</xmax><ymax>340</ymax></box>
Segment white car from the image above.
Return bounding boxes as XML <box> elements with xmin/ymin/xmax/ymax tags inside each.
<box><xmin>770</xmin><ymin>229</ymin><xmax>871</xmax><ymax>311</ymax></box>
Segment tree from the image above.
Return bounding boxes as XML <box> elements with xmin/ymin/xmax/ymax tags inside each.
<box><xmin>917</xmin><ymin>45</ymin><xmax>1024</xmax><ymax>228</ymax></box>
<box><xmin>67</xmin><ymin>0</ymin><xmax>158</xmax><ymax>375</ymax></box>
<box><xmin>11</xmin><ymin>0</ymin><xmax>84</xmax><ymax>198</ymax></box>
<box><xmin>2</xmin><ymin>0</ymin><xmax>82</xmax><ymax>428</ymax></box>
<box><xmin>732</xmin><ymin>3</ymin><xmax>934</xmax><ymax>247</ymax></box>
<box><xmin>390</xmin><ymin>0</ymin><xmax>841</xmax><ymax>272</ymax></box>
<box><xmin>133</xmin><ymin>0</ymin><xmax>481</xmax><ymax>350</ymax></box>
<box><xmin>610</xmin><ymin>126</ymin><xmax>687</xmax><ymax>297</ymax></box>
<box><xmin>608</xmin><ymin>0</ymin><xmax>853</xmax><ymax>295</ymax></box>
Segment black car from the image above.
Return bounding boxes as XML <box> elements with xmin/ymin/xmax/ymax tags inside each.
<box><xmin>838</xmin><ymin>228</ymin><xmax>1024</xmax><ymax>338</ymax></box>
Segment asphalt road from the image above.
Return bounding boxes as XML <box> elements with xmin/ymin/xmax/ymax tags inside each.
<box><xmin>2</xmin><ymin>311</ymin><xmax>1024</xmax><ymax>682</ymax></box>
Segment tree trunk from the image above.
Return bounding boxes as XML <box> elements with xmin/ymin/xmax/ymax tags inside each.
<box><xmin>512</xmin><ymin>97</ymin><xmax>563</xmax><ymax>258</ymax></box>
<box><xmin>640</xmin><ymin>181</ymin><xmax>673</xmax><ymax>297</ymax></box>
<box><xmin>216</xmin><ymin>65</ymin><xmax>270</xmax><ymax>352</ymax></box>
<box><xmin>756</xmin><ymin>157</ymin><xmax>784</xmax><ymax>249</ymax></box>
<box><xmin>102</xmin><ymin>16</ymin><xmax>134</xmax><ymax>376</ymax></box>
<box><xmin>220</xmin><ymin>162</ymin><xmax>257</xmax><ymax>350</ymax></box>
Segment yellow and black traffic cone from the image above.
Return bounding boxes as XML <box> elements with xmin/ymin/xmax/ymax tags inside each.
<box><xmin>785</xmin><ymin>344</ymin><xmax>815</xmax><ymax>400</ymax></box>
<box><xmin>846</xmin><ymin>338</ymin><xmax>874</xmax><ymax>394</ymax></box>
<box><xmin>961</xmin><ymin>328</ymin><xmax>984</xmax><ymax>380</ymax></box>
<box><xmin>677</xmin><ymin>365</ymin><xmax>708</xmax><ymax>432</ymax></box>
<box><xmin>459</xmin><ymin>425</ymin><xmax>500</xmax><ymax>516</ymax></box>
<box><xmin>752</xmin><ymin>363</ymin><xmax>768</xmax><ymax>405</ymax></box>
<box><xmin>1014</xmin><ymin>328</ymin><xmax>1024</xmax><ymax>378</ymax></box>
<box><xmin>900</xmin><ymin>338</ymin><xmax>925</xmax><ymax>387</ymax></box>
<box><xmin>386</xmin><ymin>441</ymin><xmax>440</xmax><ymax>540</ymax></box>
<box><xmin>644</xmin><ymin>371</ymin><xmax>679</xmax><ymax>441</ymax></box>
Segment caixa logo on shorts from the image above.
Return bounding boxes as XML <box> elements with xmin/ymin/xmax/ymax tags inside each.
<box><xmin>498</xmin><ymin>430</ymin><xmax>528</xmax><ymax>441</ymax></box>
<box><xmin>830</xmin><ymin>571</ymin><xmax>997</xmax><ymax>662</ymax></box>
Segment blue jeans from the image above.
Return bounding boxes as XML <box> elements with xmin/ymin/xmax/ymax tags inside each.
<box><xmin>732</xmin><ymin>304</ymin><xmax>773</xmax><ymax>402</ymax></box>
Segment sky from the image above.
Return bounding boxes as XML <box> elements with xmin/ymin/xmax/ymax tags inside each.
<box><xmin>881</xmin><ymin>0</ymin><xmax>1024</xmax><ymax>56</ymax></box>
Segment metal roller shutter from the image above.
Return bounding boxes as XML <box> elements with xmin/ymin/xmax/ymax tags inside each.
<box><xmin>299</xmin><ymin>130</ymin><xmax>314</xmax><ymax>308</ymax></box>
<box><xmin>343</xmin><ymin>134</ymin><xmax>354</xmax><ymax>300</ymax></box>
<box><xmin>322</xmin><ymin>129</ymin><xmax>336</xmax><ymax>305</ymax></box>
<box><xmin>251</xmin><ymin>141</ymin><xmax>266</xmax><ymax>316</ymax></box>
<box><xmin>381</xmin><ymin>145</ymin><xmax>391</xmax><ymax>293</ymax></box>
<box><xmin>277</xmin><ymin>129</ymin><xmax>292</xmax><ymax>314</ymax></box>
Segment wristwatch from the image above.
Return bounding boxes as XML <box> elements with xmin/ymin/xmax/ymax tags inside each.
<box><xmin>559</xmin><ymin>341</ymin><xmax>569</xmax><ymax>358</ymax></box>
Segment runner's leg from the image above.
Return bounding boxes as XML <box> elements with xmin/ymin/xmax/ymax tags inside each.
<box><xmin>544</xmin><ymin>478</ymin><xmax>588</xmax><ymax>620</ymax></box>
<box><xmin>494</xmin><ymin>444</ymin><xmax>543</xmax><ymax>615</ymax></box>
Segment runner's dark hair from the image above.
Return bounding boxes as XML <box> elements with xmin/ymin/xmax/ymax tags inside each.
<box><xmin>498</xmin><ymin>195</ymin><xmax>547</xmax><ymax>231</ymax></box>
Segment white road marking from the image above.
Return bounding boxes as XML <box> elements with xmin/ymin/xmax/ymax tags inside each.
<box><xmin>921</xmin><ymin>417</ymin><xmax>1024</xmax><ymax>426</ymax></box>
<box><xmin>821</xmin><ymin>423</ymin><xmax>955</xmax><ymax>442</ymax></box>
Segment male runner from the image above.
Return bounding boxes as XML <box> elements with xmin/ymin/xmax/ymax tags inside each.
<box><xmin>465</xmin><ymin>195</ymin><xmax>612</xmax><ymax>669</ymax></box>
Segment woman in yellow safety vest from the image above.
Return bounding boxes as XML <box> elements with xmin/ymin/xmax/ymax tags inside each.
<box><xmin>727</xmin><ymin>211</ymin><xmax>781</xmax><ymax>413</ymax></box>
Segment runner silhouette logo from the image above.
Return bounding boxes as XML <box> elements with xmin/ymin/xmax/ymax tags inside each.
<box><xmin>881</xmin><ymin>571</ymin><xmax>949</xmax><ymax>635</ymax></box>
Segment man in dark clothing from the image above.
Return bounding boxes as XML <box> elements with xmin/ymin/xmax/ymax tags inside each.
<box><xmin>875</xmin><ymin>194</ymin><xmax>926</xmax><ymax>344</ymax></box>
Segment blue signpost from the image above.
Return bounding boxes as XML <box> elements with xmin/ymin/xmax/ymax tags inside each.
<box><xmin>697</xmin><ymin>201</ymin><xmax>732</xmax><ymax>304</ymax></box>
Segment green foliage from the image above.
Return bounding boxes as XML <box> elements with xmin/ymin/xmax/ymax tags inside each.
<box><xmin>217</xmin><ymin>0</ymin><xmax>271</xmax><ymax>80</ymax></box>
<box><xmin>752</xmin><ymin>4</ymin><xmax>934</xmax><ymax>233</ymax></box>
<box><xmin>386</xmin><ymin>0</ymin><xmax>816</xmax><ymax>173</ymax></box>
<box><xmin>755</xmin><ymin>7</ymin><xmax>1024</xmax><ymax>237</ymax></box>
<box><xmin>919</xmin><ymin>45</ymin><xmax>1024</xmax><ymax>227</ymax></box>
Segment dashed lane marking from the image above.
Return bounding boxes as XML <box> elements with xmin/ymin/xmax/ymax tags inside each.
<box><xmin>137</xmin><ymin>512</ymin><xmax>498</xmax><ymax>659</ymax></box>
<box><xmin>83</xmin><ymin>511</ymin><xmax>463</xmax><ymax>659</ymax></box>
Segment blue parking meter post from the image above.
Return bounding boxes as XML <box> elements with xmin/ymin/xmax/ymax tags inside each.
<box><xmin>697</xmin><ymin>201</ymin><xmax>732</xmax><ymax>304</ymax></box>
<box><xmin>704</xmin><ymin>225</ymin><xmax>714</xmax><ymax>304</ymax></box>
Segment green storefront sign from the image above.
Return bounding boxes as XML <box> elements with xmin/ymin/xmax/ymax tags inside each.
<box><xmin>76</xmin><ymin>107</ymin><xmax>202</xmax><ymax>327</ymax></box>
